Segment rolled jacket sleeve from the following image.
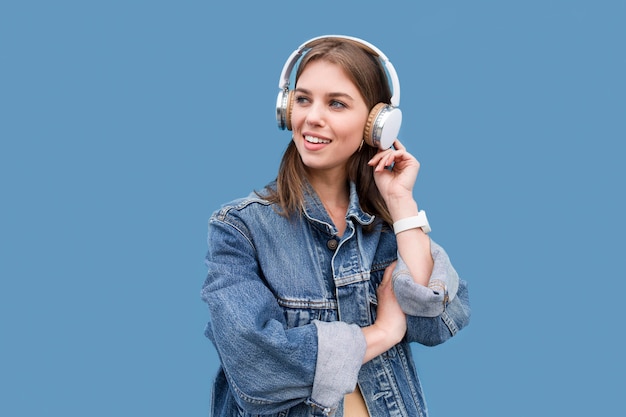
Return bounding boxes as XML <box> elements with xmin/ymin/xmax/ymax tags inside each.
<box><xmin>307</xmin><ymin>321</ymin><xmax>366</xmax><ymax>414</ymax></box>
<box><xmin>392</xmin><ymin>239</ymin><xmax>460</xmax><ymax>318</ymax></box>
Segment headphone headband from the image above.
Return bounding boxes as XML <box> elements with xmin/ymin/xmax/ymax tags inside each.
<box><xmin>277</xmin><ymin>35</ymin><xmax>400</xmax><ymax>107</ymax></box>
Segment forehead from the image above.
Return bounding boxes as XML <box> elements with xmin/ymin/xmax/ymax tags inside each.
<box><xmin>296</xmin><ymin>60</ymin><xmax>358</xmax><ymax>93</ymax></box>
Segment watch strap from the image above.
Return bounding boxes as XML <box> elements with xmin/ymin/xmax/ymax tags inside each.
<box><xmin>393</xmin><ymin>210</ymin><xmax>431</xmax><ymax>234</ymax></box>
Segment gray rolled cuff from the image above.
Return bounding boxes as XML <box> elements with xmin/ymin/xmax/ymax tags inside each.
<box><xmin>392</xmin><ymin>239</ymin><xmax>460</xmax><ymax>317</ymax></box>
<box><xmin>309</xmin><ymin>320</ymin><xmax>365</xmax><ymax>413</ymax></box>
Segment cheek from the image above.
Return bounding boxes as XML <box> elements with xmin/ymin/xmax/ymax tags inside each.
<box><xmin>289</xmin><ymin>107</ymin><xmax>305</xmax><ymax>131</ymax></box>
<box><xmin>344</xmin><ymin>115</ymin><xmax>368</xmax><ymax>140</ymax></box>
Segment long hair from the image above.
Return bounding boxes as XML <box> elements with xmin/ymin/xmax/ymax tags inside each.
<box><xmin>262</xmin><ymin>37</ymin><xmax>394</xmax><ymax>225</ymax></box>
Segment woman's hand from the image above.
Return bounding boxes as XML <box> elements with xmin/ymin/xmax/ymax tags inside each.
<box><xmin>368</xmin><ymin>139</ymin><xmax>420</xmax><ymax>204</ymax></box>
<box><xmin>374</xmin><ymin>261</ymin><xmax>406</xmax><ymax>342</ymax></box>
<box><xmin>361</xmin><ymin>261</ymin><xmax>406</xmax><ymax>363</ymax></box>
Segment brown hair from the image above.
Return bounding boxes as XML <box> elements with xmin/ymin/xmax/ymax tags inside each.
<box><xmin>262</xmin><ymin>37</ymin><xmax>394</xmax><ymax>225</ymax></box>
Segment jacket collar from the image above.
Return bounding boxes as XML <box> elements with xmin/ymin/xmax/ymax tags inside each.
<box><xmin>302</xmin><ymin>180</ymin><xmax>375</xmax><ymax>235</ymax></box>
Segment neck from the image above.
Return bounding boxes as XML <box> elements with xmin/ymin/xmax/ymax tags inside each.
<box><xmin>307</xmin><ymin>172</ymin><xmax>350</xmax><ymax>236</ymax></box>
<box><xmin>306</xmin><ymin>164</ymin><xmax>349</xmax><ymax>197</ymax></box>
<box><xmin>307</xmin><ymin>174</ymin><xmax>349</xmax><ymax>208</ymax></box>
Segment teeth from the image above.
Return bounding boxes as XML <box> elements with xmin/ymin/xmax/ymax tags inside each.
<box><xmin>305</xmin><ymin>135</ymin><xmax>330</xmax><ymax>144</ymax></box>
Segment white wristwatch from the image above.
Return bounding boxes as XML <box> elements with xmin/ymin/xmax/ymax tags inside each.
<box><xmin>393</xmin><ymin>210</ymin><xmax>431</xmax><ymax>234</ymax></box>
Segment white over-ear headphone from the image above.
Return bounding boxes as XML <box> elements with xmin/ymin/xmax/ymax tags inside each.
<box><xmin>276</xmin><ymin>35</ymin><xmax>402</xmax><ymax>150</ymax></box>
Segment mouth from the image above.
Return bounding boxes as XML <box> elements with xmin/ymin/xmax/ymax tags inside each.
<box><xmin>304</xmin><ymin>135</ymin><xmax>331</xmax><ymax>144</ymax></box>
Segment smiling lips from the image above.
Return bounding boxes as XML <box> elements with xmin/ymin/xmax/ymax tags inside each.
<box><xmin>304</xmin><ymin>135</ymin><xmax>331</xmax><ymax>144</ymax></box>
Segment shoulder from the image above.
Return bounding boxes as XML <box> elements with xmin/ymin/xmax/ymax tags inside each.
<box><xmin>213</xmin><ymin>192</ymin><xmax>271</xmax><ymax>220</ymax></box>
<box><xmin>209</xmin><ymin>182</ymin><xmax>281</xmax><ymax>229</ymax></box>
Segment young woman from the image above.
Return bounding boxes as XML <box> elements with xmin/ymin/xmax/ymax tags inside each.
<box><xmin>201</xmin><ymin>35</ymin><xmax>470</xmax><ymax>417</ymax></box>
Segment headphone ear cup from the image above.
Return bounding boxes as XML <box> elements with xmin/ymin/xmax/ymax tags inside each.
<box><xmin>276</xmin><ymin>89</ymin><xmax>289</xmax><ymax>130</ymax></box>
<box><xmin>277</xmin><ymin>89</ymin><xmax>296</xmax><ymax>130</ymax></box>
<box><xmin>285</xmin><ymin>90</ymin><xmax>295</xmax><ymax>131</ymax></box>
<box><xmin>363</xmin><ymin>103</ymin><xmax>402</xmax><ymax>150</ymax></box>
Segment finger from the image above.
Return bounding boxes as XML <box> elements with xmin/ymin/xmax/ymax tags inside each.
<box><xmin>381</xmin><ymin>153</ymin><xmax>395</xmax><ymax>168</ymax></box>
<box><xmin>367</xmin><ymin>152</ymin><xmax>383</xmax><ymax>166</ymax></box>
<box><xmin>381</xmin><ymin>261</ymin><xmax>397</xmax><ymax>284</ymax></box>
<box><xmin>370</xmin><ymin>150</ymin><xmax>393</xmax><ymax>170</ymax></box>
<box><xmin>393</xmin><ymin>139</ymin><xmax>406</xmax><ymax>151</ymax></box>
<box><xmin>377</xmin><ymin>155</ymin><xmax>393</xmax><ymax>172</ymax></box>
<box><xmin>368</xmin><ymin>148</ymin><xmax>393</xmax><ymax>164</ymax></box>
<box><xmin>381</xmin><ymin>149</ymin><xmax>407</xmax><ymax>170</ymax></box>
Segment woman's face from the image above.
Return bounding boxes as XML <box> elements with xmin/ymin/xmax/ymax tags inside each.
<box><xmin>290</xmin><ymin>60</ymin><xmax>369</xmax><ymax>177</ymax></box>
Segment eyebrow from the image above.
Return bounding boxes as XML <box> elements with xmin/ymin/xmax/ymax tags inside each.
<box><xmin>294</xmin><ymin>87</ymin><xmax>355</xmax><ymax>102</ymax></box>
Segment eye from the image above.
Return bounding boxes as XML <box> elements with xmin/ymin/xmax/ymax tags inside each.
<box><xmin>329</xmin><ymin>100</ymin><xmax>347</xmax><ymax>109</ymax></box>
<box><xmin>294</xmin><ymin>95</ymin><xmax>310</xmax><ymax>105</ymax></box>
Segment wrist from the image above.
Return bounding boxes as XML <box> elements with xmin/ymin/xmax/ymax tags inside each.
<box><xmin>362</xmin><ymin>321</ymin><xmax>404</xmax><ymax>348</ymax></box>
<box><xmin>362</xmin><ymin>323</ymin><xmax>403</xmax><ymax>362</ymax></box>
<box><xmin>387</xmin><ymin>197</ymin><xmax>418</xmax><ymax>222</ymax></box>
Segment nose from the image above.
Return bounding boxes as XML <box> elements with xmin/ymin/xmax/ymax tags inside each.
<box><xmin>304</xmin><ymin>103</ymin><xmax>325</xmax><ymax>127</ymax></box>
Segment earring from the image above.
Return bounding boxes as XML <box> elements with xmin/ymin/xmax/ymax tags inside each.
<box><xmin>358</xmin><ymin>139</ymin><xmax>364</xmax><ymax>152</ymax></box>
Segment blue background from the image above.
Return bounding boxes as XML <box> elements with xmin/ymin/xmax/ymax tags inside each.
<box><xmin>1</xmin><ymin>1</ymin><xmax>624</xmax><ymax>415</ymax></box>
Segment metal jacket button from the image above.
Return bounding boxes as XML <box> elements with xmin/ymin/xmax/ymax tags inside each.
<box><xmin>326</xmin><ymin>239</ymin><xmax>338</xmax><ymax>251</ymax></box>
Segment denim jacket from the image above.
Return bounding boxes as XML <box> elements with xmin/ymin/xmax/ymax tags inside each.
<box><xmin>201</xmin><ymin>181</ymin><xmax>471</xmax><ymax>417</ymax></box>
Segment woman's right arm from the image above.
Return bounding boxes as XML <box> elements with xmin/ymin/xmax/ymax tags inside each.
<box><xmin>201</xmin><ymin>213</ymin><xmax>365</xmax><ymax>415</ymax></box>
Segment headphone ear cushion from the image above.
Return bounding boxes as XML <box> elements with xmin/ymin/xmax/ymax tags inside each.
<box><xmin>285</xmin><ymin>90</ymin><xmax>295</xmax><ymax>131</ymax></box>
<box><xmin>363</xmin><ymin>103</ymin><xmax>387</xmax><ymax>148</ymax></box>
<box><xmin>363</xmin><ymin>103</ymin><xmax>402</xmax><ymax>150</ymax></box>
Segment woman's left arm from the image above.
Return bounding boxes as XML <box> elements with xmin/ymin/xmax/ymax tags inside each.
<box><xmin>370</xmin><ymin>140</ymin><xmax>471</xmax><ymax>345</ymax></box>
<box><xmin>369</xmin><ymin>139</ymin><xmax>433</xmax><ymax>286</ymax></box>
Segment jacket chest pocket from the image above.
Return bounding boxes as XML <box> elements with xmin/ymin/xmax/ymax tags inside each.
<box><xmin>278</xmin><ymin>298</ymin><xmax>339</xmax><ymax>328</ymax></box>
